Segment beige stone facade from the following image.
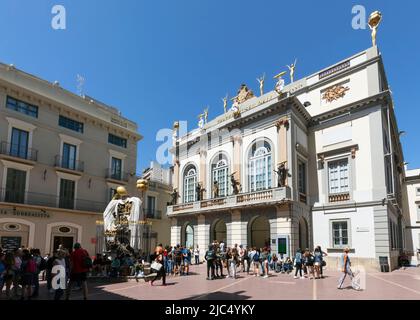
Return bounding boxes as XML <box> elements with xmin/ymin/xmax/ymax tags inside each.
<box><xmin>0</xmin><ymin>63</ymin><xmax>141</xmax><ymax>255</ymax></box>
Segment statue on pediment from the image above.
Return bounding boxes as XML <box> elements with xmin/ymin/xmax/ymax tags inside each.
<box><xmin>234</xmin><ymin>84</ymin><xmax>255</xmax><ymax>105</ymax></box>
<box><xmin>273</xmin><ymin>71</ymin><xmax>286</xmax><ymax>94</ymax></box>
<box><xmin>257</xmin><ymin>74</ymin><xmax>265</xmax><ymax>96</ymax></box>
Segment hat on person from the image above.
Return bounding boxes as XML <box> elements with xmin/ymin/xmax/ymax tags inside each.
<box><xmin>73</xmin><ymin>243</ymin><xmax>81</xmax><ymax>249</ymax></box>
<box><xmin>344</xmin><ymin>247</ymin><xmax>350</xmax><ymax>252</ymax></box>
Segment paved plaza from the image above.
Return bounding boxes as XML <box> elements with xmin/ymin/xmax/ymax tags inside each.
<box><xmin>5</xmin><ymin>264</ymin><xmax>418</xmax><ymax>301</ymax></box>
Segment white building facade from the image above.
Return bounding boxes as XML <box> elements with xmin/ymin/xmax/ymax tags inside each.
<box><xmin>167</xmin><ymin>46</ymin><xmax>408</xmax><ymax>271</ymax></box>
<box><xmin>404</xmin><ymin>169</ymin><xmax>420</xmax><ymax>266</ymax></box>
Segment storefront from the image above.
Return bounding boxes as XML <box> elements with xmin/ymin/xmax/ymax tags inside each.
<box><xmin>0</xmin><ymin>204</ymin><xmax>100</xmax><ymax>255</ymax></box>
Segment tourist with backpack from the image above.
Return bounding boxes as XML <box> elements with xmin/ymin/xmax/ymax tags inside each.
<box><xmin>204</xmin><ymin>245</ymin><xmax>216</xmax><ymax>280</ymax></box>
<box><xmin>31</xmin><ymin>248</ymin><xmax>45</xmax><ymax>298</ymax></box>
<box><xmin>46</xmin><ymin>252</ymin><xmax>56</xmax><ymax>293</ymax></box>
<box><xmin>303</xmin><ymin>248</ymin><xmax>315</xmax><ymax>279</ymax></box>
<box><xmin>20</xmin><ymin>249</ymin><xmax>36</xmax><ymax>300</ymax></box>
<box><xmin>250</xmin><ymin>248</ymin><xmax>261</xmax><ymax>276</ymax></box>
<box><xmin>293</xmin><ymin>248</ymin><xmax>304</xmax><ymax>279</ymax></box>
<box><xmin>65</xmin><ymin>243</ymin><xmax>90</xmax><ymax>300</ymax></box>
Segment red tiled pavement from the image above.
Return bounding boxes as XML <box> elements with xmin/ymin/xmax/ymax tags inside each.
<box><xmin>2</xmin><ymin>264</ymin><xmax>420</xmax><ymax>300</ymax></box>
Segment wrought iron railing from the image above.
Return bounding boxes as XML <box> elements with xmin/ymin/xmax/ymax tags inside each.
<box><xmin>54</xmin><ymin>155</ymin><xmax>84</xmax><ymax>172</ymax></box>
<box><xmin>145</xmin><ymin>208</ymin><xmax>162</xmax><ymax>219</ymax></box>
<box><xmin>105</xmin><ymin>169</ymin><xmax>129</xmax><ymax>182</ymax></box>
<box><xmin>0</xmin><ymin>141</ymin><xmax>38</xmax><ymax>161</ymax></box>
<box><xmin>0</xmin><ymin>188</ymin><xmax>107</xmax><ymax>212</ymax></box>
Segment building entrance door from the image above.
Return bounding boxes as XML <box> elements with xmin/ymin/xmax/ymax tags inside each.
<box><xmin>249</xmin><ymin>216</ymin><xmax>270</xmax><ymax>249</ymax></box>
<box><xmin>53</xmin><ymin>236</ymin><xmax>74</xmax><ymax>252</ymax></box>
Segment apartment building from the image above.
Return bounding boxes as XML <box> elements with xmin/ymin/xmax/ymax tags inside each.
<box><xmin>141</xmin><ymin>161</ymin><xmax>172</xmax><ymax>252</ymax></box>
<box><xmin>0</xmin><ymin>63</ymin><xmax>142</xmax><ymax>255</ymax></box>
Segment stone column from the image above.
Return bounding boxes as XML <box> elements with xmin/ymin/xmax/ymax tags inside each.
<box><xmin>199</xmin><ymin>149</ymin><xmax>207</xmax><ymax>199</ymax></box>
<box><xmin>173</xmin><ymin>160</ymin><xmax>180</xmax><ymax>192</ymax></box>
<box><xmin>227</xmin><ymin>209</ymin><xmax>247</xmax><ymax>248</ymax></box>
<box><xmin>231</xmin><ymin>135</ymin><xmax>242</xmax><ymax>186</ymax></box>
<box><xmin>275</xmin><ymin>117</ymin><xmax>289</xmax><ymax>186</ymax></box>
<box><xmin>196</xmin><ymin>214</ymin><xmax>210</xmax><ymax>261</ymax></box>
<box><xmin>170</xmin><ymin>218</ymin><xmax>181</xmax><ymax>246</ymax></box>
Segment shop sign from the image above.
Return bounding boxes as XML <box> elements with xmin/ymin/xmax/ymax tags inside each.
<box><xmin>0</xmin><ymin>208</ymin><xmax>50</xmax><ymax>218</ymax></box>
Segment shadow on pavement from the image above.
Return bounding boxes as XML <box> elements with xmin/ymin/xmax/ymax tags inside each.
<box><xmin>184</xmin><ymin>290</ymin><xmax>251</xmax><ymax>300</ymax></box>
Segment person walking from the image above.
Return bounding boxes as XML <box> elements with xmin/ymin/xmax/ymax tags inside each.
<box><xmin>204</xmin><ymin>245</ymin><xmax>216</xmax><ymax>280</ymax></box>
<box><xmin>151</xmin><ymin>245</ymin><xmax>166</xmax><ymax>286</ymax></box>
<box><xmin>337</xmin><ymin>247</ymin><xmax>361</xmax><ymax>290</ymax></box>
<box><xmin>194</xmin><ymin>245</ymin><xmax>200</xmax><ymax>265</ymax></box>
<box><xmin>65</xmin><ymin>243</ymin><xmax>90</xmax><ymax>300</ymax></box>
<box><xmin>293</xmin><ymin>248</ymin><xmax>304</xmax><ymax>279</ymax></box>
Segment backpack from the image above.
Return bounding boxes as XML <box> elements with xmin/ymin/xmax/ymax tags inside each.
<box><xmin>205</xmin><ymin>250</ymin><xmax>215</xmax><ymax>260</ymax></box>
<box><xmin>38</xmin><ymin>257</ymin><xmax>47</xmax><ymax>271</ymax></box>
<box><xmin>26</xmin><ymin>259</ymin><xmax>36</xmax><ymax>274</ymax></box>
<box><xmin>252</xmin><ymin>252</ymin><xmax>260</xmax><ymax>262</ymax></box>
<box><xmin>83</xmin><ymin>252</ymin><xmax>93</xmax><ymax>269</ymax></box>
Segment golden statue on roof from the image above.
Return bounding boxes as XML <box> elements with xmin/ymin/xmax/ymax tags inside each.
<box><xmin>368</xmin><ymin>11</ymin><xmax>382</xmax><ymax>47</ymax></box>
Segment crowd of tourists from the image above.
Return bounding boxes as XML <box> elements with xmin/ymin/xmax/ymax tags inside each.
<box><xmin>0</xmin><ymin>240</ymin><xmax>361</xmax><ymax>298</ymax></box>
<box><xmin>0</xmin><ymin>243</ymin><xmax>91</xmax><ymax>300</ymax></box>
<box><xmin>202</xmin><ymin>241</ymin><xmax>329</xmax><ymax>281</ymax></box>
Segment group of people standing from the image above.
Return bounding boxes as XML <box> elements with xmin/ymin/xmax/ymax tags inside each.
<box><xmin>0</xmin><ymin>243</ymin><xmax>91</xmax><ymax>300</ymax></box>
<box><xmin>292</xmin><ymin>246</ymin><xmax>327</xmax><ymax>279</ymax></box>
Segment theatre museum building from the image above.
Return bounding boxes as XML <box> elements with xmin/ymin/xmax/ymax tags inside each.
<box><xmin>167</xmin><ymin>46</ymin><xmax>411</xmax><ymax>271</ymax></box>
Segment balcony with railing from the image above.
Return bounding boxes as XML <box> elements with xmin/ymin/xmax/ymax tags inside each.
<box><xmin>145</xmin><ymin>208</ymin><xmax>162</xmax><ymax>220</ymax></box>
<box><xmin>328</xmin><ymin>192</ymin><xmax>350</xmax><ymax>203</ymax></box>
<box><xmin>0</xmin><ymin>188</ymin><xmax>107</xmax><ymax>213</ymax></box>
<box><xmin>105</xmin><ymin>169</ymin><xmax>129</xmax><ymax>183</ymax></box>
<box><xmin>0</xmin><ymin>141</ymin><xmax>38</xmax><ymax>162</ymax></box>
<box><xmin>167</xmin><ymin>186</ymin><xmax>291</xmax><ymax>216</ymax></box>
<box><xmin>54</xmin><ymin>155</ymin><xmax>84</xmax><ymax>173</ymax></box>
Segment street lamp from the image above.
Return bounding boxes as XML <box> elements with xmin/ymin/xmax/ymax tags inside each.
<box><xmin>136</xmin><ymin>179</ymin><xmax>151</xmax><ymax>259</ymax></box>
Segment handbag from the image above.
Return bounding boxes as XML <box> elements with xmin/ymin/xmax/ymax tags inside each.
<box><xmin>321</xmin><ymin>260</ymin><xmax>326</xmax><ymax>267</ymax></box>
<box><xmin>151</xmin><ymin>261</ymin><xmax>163</xmax><ymax>272</ymax></box>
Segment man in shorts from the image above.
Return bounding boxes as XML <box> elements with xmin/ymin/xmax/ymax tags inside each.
<box><xmin>65</xmin><ymin>243</ymin><xmax>90</xmax><ymax>300</ymax></box>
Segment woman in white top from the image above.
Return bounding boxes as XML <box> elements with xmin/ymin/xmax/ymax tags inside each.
<box><xmin>194</xmin><ymin>245</ymin><xmax>200</xmax><ymax>265</ymax></box>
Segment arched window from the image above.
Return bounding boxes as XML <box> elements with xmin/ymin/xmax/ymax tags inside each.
<box><xmin>248</xmin><ymin>141</ymin><xmax>272</xmax><ymax>191</ymax></box>
<box><xmin>212</xmin><ymin>155</ymin><xmax>229</xmax><ymax>197</ymax></box>
<box><xmin>183</xmin><ymin>165</ymin><xmax>197</xmax><ymax>203</ymax></box>
<box><xmin>185</xmin><ymin>224</ymin><xmax>194</xmax><ymax>249</ymax></box>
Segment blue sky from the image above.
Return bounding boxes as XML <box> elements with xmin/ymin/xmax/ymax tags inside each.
<box><xmin>0</xmin><ymin>0</ymin><xmax>419</xmax><ymax>173</ymax></box>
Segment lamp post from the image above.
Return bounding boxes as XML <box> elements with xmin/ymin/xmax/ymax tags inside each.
<box><xmin>136</xmin><ymin>179</ymin><xmax>151</xmax><ymax>259</ymax></box>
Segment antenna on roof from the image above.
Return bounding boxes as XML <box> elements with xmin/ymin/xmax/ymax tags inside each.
<box><xmin>76</xmin><ymin>74</ymin><xmax>85</xmax><ymax>96</ymax></box>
